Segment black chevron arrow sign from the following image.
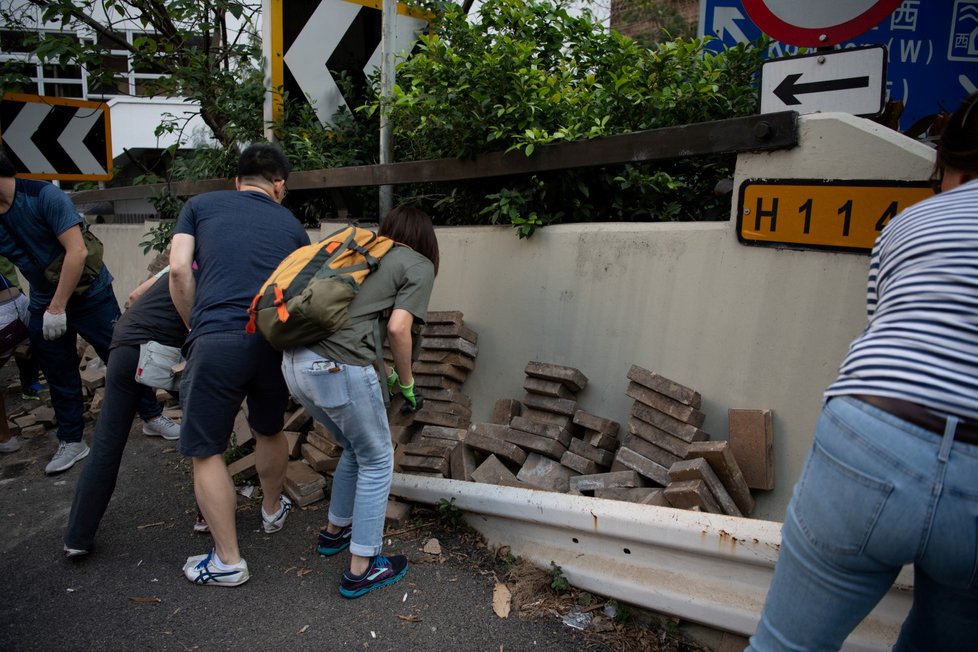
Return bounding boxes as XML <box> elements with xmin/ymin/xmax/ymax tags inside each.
<box><xmin>271</xmin><ymin>0</ymin><xmax>427</xmax><ymax>126</ymax></box>
<box><xmin>0</xmin><ymin>93</ymin><xmax>112</xmax><ymax>181</ymax></box>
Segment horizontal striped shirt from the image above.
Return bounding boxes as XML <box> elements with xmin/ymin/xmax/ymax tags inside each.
<box><xmin>825</xmin><ymin>178</ymin><xmax>978</xmax><ymax>421</ymax></box>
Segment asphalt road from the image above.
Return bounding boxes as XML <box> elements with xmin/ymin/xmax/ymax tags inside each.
<box><xmin>0</xmin><ymin>382</ymin><xmax>599</xmax><ymax>652</ymax></box>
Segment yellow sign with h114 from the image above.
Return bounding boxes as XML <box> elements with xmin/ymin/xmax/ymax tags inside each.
<box><xmin>737</xmin><ymin>179</ymin><xmax>934</xmax><ymax>253</ymax></box>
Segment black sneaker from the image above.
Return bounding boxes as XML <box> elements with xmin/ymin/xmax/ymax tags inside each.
<box><xmin>339</xmin><ymin>555</ymin><xmax>408</xmax><ymax>599</ymax></box>
<box><xmin>317</xmin><ymin>525</ymin><xmax>352</xmax><ymax>556</ymax></box>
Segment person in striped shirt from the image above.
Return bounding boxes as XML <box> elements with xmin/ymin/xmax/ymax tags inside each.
<box><xmin>749</xmin><ymin>93</ymin><xmax>978</xmax><ymax>651</ymax></box>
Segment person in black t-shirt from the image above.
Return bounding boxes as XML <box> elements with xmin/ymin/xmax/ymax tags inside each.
<box><xmin>63</xmin><ymin>269</ymin><xmax>188</xmax><ymax>557</ymax></box>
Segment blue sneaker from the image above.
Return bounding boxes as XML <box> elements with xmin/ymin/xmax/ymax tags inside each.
<box><xmin>317</xmin><ymin>525</ymin><xmax>352</xmax><ymax>556</ymax></box>
<box><xmin>339</xmin><ymin>555</ymin><xmax>408</xmax><ymax>599</ymax></box>
<box><xmin>22</xmin><ymin>382</ymin><xmax>44</xmax><ymax>401</ymax></box>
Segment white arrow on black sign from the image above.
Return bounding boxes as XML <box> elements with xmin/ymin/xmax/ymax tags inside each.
<box><xmin>282</xmin><ymin>0</ymin><xmax>426</xmax><ymax>126</ymax></box>
<box><xmin>759</xmin><ymin>45</ymin><xmax>887</xmax><ymax>118</ymax></box>
<box><xmin>0</xmin><ymin>94</ymin><xmax>110</xmax><ymax>179</ymax></box>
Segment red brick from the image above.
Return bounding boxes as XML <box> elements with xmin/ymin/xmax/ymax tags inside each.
<box><xmin>450</xmin><ymin>443</ymin><xmax>477</xmax><ymax>481</ymax></box>
<box><xmin>631</xmin><ymin>402</ymin><xmax>709</xmax><ymax>443</ymax></box>
<box><xmin>560</xmin><ymin>450</ymin><xmax>599</xmax><ymax>475</ymax></box>
<box><xmin>516</xmin><ymin>453</ymin><xmax>578</xmax><ymax>492</ymax></box>
<box><xmin>687</xmin><ymin>441</ymin><xmax>755</xmax><ymax>515</ymax></box>
<box><xmin>420</xmin><ymin>336</ymin><xmax>478</xmax><ymax>358</ymax></box>
<box><xmin>568</xmin><ymin>437</ymin><xmax>615</xmax><ymax>468</ymax></box>
<box><xmin>301</xmin><ymin>443</ymin><xmax>340</xmax><ymax>473</ymax></box>
<box><xmin>521</xmin><ymin>393</ymin><xmax>577</xmax><ymax>417</ymax></box>
<box><xmin>569</xmin><ymin>470</ymin><xmax>647</xmax><ymax>493</ymax></box>
<box><xmin>504</xmin><ymin>427</ymin><xmax>568</xmax><ymax>460</ymax></box>
<box><xmin>664</xmin><ymin>479</ymin><xmax>721</xmax><ymax>513</ymax></box>
<box><xmin>465</xmin><ymin>425</ymin><xmax>528</xmax><ymax>465</ymax></box>
<box><xmin>471</xmin><ymin>454</ymin><xmax>520</xmax><ymax>485</ymax></box>
<box><xmin>524</xmin><ymin>361</ymin><xmax>588</xmax><ymax>393</ymax></box>
<box><xmin>614</xmin><ymin>447</ymin><xmax>670</xmax><ymax>486</ymax></box>
<box><xmin>490</xmin><ymin>398</ymin><xmax>522</xmax><ymax>425</ymax></box>
<box><xmin>626</xmin><ymin>418</ymin><xmax>705</xmax><ymax>458</ymax></box>
<box><xmin>668</xmin><ymin>458</ymin><xmax>742</xmax><ymax>517</ymax></box>
<box><xmin>523</xmin><ymin>377</ymin><xmax>576</xmax><ymax>399</ymax></box>
<box><xmin>626</xmin><ymin>365</ymin><xmax>701</xmax><ymax>408</ymax></box>
<box><xmin>626</xmin><ymin>382</ymin><xmax>705</xmax><ymax>427</ymax></box>
<box><xmin>728</xmin><ymin>408</ymin><xmax>774</xmax><ymax>491</ymax></box>
<box><xmin>520</xmin><ymin>408</ymin><xmax>575</xmax><ymax>430</ymax></box>
<box><xmin>412</xmin><ymin>361</ymin><xmax>469</xmax><ymax>383</ymax></box>
<box><xmin>419</xmin><ymin>425</ymin><xmax>467</xmax><ymax>442</ymax></box>
<box><xmin>416</xmin><ymin>350</ymin><xmax>476</xmax><ymax>370</ymax></box>
<box><xmin>509</xmin><ymin>416</ymin><xmax>572</xmax><ymax>445</ymax></box>
<box><xmin>423</xmin><ymin>310</ymin><xmax>464</xmax><ymax>326</ymax></box>
<box><xmin>621</xmin><ymin>434</ymin><xmax>681</xmax><ymax>470</ymax></box>
<box><xmin>400</xmin><ymin>454</ymin><xmax>450</xmax><ymax>476</ymax></box>
<box><xmin>587</xmin><ymin>430</ymin><xmax>619</xmax><ymax>451</ymax></box>
<box><xmin>422</xmin><ymin>322</ymin><xmax>478</xmax><ymax>344</ymax></box>
<box><xmin>572</xmin><ymin>410</ymin><xmax>620</xmax><ymax>437</ymax></box>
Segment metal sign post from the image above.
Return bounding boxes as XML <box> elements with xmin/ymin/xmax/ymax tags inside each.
<box><xmin>379</xmin><ymin>0</ymin><xmax>395</xmax><ymax>220</ymax></box>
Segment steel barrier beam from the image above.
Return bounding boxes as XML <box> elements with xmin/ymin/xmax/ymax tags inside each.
<box><xmin>390</xmin><ymin>473</ymin><xmax>912</xmax><ymax>651</ymax></box>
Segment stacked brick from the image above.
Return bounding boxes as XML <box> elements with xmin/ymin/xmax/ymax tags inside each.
<box><xmin>386</xmin><ymin>357</ymin><xmax>766</xmax><ymax>519</ymax></box>
<box><xmin>386</xmin><ymin>311</ymin><xmax>477</xmax><ymax>476</ymax></box>
<box><xmin>608</xmin><ymin>364</ymin><xmax>755</xmax><ymax>516</ymax></box>
<box><xmin>441</xmin><ymin>362</ymin><xmax>625</xmax><ymax>495</ymax></box>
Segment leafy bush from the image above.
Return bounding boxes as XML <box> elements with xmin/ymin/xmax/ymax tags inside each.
<box><xmin>136</xmin><ymin>0</ymin><xmax>763</xmax><ymax>245</ymax></box>
<box><xmin>367</xmin><ymin>0</ymin><xmax>764</xmax><ymax>236</ymax></box>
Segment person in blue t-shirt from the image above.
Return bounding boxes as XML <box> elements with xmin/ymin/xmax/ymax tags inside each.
<box><xmin>0</xmin><ymin>149</ymin><xmax>180</xmax><ymax>474</ymax></box>
<box><xmin>170</xmin><ymin>143</ymin><xmax>310</xmax><ymax>587</ymax></box>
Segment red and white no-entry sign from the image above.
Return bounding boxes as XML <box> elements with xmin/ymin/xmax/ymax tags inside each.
<box><xmin>742</xmin><ymin>0</ymin><xmax>903</xmax><ymax>47</ymax></box>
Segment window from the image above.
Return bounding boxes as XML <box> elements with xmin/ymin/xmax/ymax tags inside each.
<box><xmin>0</xmin><ymin>27</ymin><xmax>168</xmax><ymax>99</ymax></box>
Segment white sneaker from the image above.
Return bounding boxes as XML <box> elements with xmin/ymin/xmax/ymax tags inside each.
<box><xmin>261</xmin><ymin>495</ymin><xmax>293</xmax><ymax>534</ymax></box>
<box><xmin>183</xmin><ymin>549</ymin><xmax>249</xmax><ymax>587</ymax></box>
<box><xmin>0</xmin><ymin>436</ymin><xmax>21</xmax><ymax>453</ymax></box>
<box><xmin>143</xmin><ymin>415</ymin><xmax>180</xmax><ymax>441</ymax></box>
<box><xmin>45</xmin><ymin>441</ymin><xmax>90</xmax><ymax>474</ymax></box>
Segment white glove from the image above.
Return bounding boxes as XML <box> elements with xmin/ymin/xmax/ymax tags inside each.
<box><xmin>42</xmin><ymin>309</ymin><xmax>68</xmax><ymax>340</ymax></box>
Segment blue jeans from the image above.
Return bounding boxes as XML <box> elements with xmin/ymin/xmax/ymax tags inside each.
<box><xmin>281</xmin><ymin>347</ymin><xmax>392</xmax><ymax>558</ymax></box>
<box><xmin>28</xmin><ymin>285</ymin><xmax>160</xmax><ymax>443</ymax></box>
<box><xmin>748</xmin><ymin>396</ymin><xmax>978</xmax><ymax>652</ymax></box>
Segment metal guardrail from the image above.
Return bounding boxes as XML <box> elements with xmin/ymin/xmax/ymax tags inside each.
<box><xmin>390</xmin><ymin>473</ymin><xmax>912</xmax><ymax>651</ymax></box>
<box><xmin>69</xmin><ymin>112</ymin><xmax>799</xmax><ymax>205</ymax></box>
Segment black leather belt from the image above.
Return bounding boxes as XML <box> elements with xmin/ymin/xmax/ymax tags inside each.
<box><xmin>854</xmin><ymin>395</ymin><xmax>978</xmax><ymax>446</ymax></box>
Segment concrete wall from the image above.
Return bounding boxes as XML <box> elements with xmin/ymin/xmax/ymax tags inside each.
<box><xmin>90</xmin><ymin>113</ymin><xmax>936</xmax><ymax>522</ymax></box>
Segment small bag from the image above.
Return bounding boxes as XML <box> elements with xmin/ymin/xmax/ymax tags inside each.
<box><xmin>135</xmin><ymin>340</ymin><xmax>184</xmax><ymax>391</ymax></box>
<box><xmin>0</xmin><ymin>293</ymin><xmax>29</xmax><ymax>358</ymax></box>
<box><xmin>43</xmin><ymin>225</ymin><xmax>104</xmax><ymax>295</ymax></box>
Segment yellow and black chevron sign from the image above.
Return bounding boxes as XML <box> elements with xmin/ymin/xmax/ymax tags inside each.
<box><xmin>266</xmin><ymin>0</ymin><xmax>428</xmax><ymax>126</ymax></box>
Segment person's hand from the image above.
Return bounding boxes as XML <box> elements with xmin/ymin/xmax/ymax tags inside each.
<box><xmin>42</xmin><ymin>309</ymin><xmax>67</xmax><ymax>340</ymax></box>
<box><xmin>399</xmin><ymin>379</ymin><xmax>423</xmax><ymax>413</ymax></box>
<box><xmin>386</xmin><ymin>369</ymin><xmax>400</xmax><ymax>396</ymax></box>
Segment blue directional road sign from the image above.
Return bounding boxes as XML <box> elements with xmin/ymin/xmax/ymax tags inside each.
<box><xmin>699</xmin><ymin>0</ymin><xmax>978</xmax><ymax>130</ymax></box>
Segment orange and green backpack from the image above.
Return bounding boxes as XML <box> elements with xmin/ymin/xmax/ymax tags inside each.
<box><xmin>246</xmin><ymin>224</ymin><xmax>394</xmax><ymax>351</ymax></box>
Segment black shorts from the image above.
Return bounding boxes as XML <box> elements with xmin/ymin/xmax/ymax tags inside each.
<box><xmin>179</xmin><ymin>330</ymin><xmax>289</xmax><ymax>457</ymax></box>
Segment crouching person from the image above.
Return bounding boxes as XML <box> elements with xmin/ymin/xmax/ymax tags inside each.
<box><xmin>280</xmin><ymin>206</ymin><xmax>438</xmax><ymax>598</ymax></box>
<box><xmin>63</xmin><ymin>268</ymin><xmax>188</xmax><ymax>558</ymax></box>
